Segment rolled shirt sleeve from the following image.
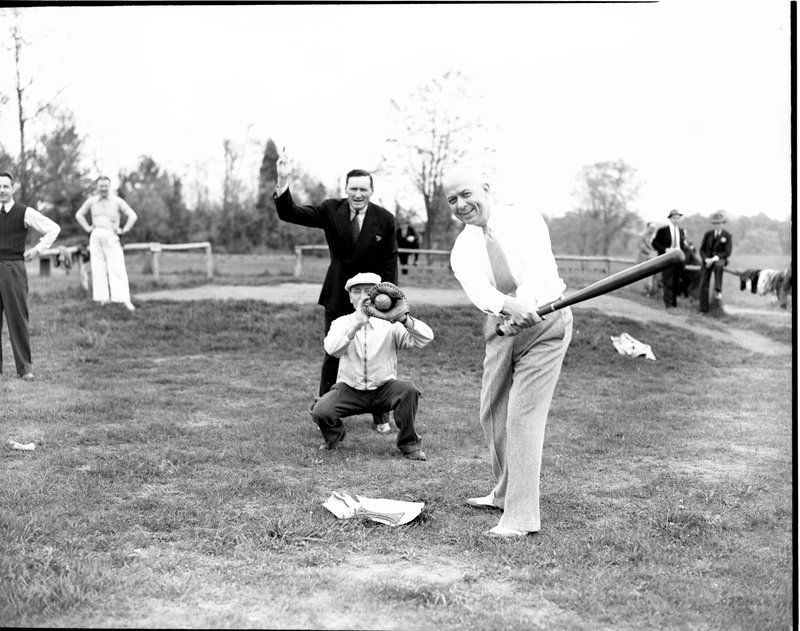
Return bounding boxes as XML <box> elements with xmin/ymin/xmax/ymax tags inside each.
<box><xmin>24</xmin><ymin>207</ymin><xmax>61</xmax><ymax>253</ymax></box>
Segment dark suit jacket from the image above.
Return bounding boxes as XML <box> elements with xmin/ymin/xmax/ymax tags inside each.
<box><xmin>275</xmin><ymin>188</ymin><xmax>398</xmax><ymax>315</ymax></box>
<box><xmin>699</xmin><ymin>229</ymin><xmax>732</xmax><ymax>264</ymax></box>
<box><xmin>396</xmin><ymin>226</ymin><xmax>420</xmax><ymax>250</ymax></box>
<box><xmin>651</xmin><ymin>224</ymin><xmax>689</xmax><ymax>257</ymax></box>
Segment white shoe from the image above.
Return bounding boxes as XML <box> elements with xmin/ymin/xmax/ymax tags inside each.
<box><xmin>124</xmin><ymin>301</ymin><xmax>136</xmax><ymax>312</ymax></box>
<box><xmin>486</xmin><ymin>525</ymin><xmax>531</xmax><ymax>538</ymax></box>
<box><xmin>465</xmin><ymin>493</ymin><xmax>501</xmax><ymax>509</ymax></box>
<box><xmin>375</xmin><ymin>422</ymin><xmax>392</xmax><ymax>434</ymax></box>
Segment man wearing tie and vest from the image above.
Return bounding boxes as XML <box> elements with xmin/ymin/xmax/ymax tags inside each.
<box><xmin>0</xmin><ymin>171</ymin><xmax>60</xmax><ymax>381</ymax></box>
<box><xmin>698</xmin><ymin>210</ymin><xmax>733</xmax><ymax>313</ymax></box>
<box><xmin>651</xmin><ymin>209</ymin><xmax>689</xmax><ymax>310</ymax></box>
<box><xmin>445</xmin><ymin>166</ymin><xmax>573</xmax><ymax>538</ymax></box>
<box><xmin>273</xmin><ymin>151</ymin><xmax>398</xmax><ymax>433</ymax></box>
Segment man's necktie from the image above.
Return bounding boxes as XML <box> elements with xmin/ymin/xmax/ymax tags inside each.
<box><xmin>483</xmin><ymin>226</ymin><xmax>517</xmax><ymax>295</ymax></box>
<box><xmin>351</xmin><ymin>210</ymin><xmax>360</xmax><ymax>247</ymax></box>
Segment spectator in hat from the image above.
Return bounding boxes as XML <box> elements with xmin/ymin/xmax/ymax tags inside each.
<box><xmin>698</xmin><ymin>210</ymin><xmax>733</xmax><ymax>313</ymax></box>
<box><xmin>309</xmin><ymin>272</ymin><xmax>434</xmax><ymax>460</ymax></box>
<box><xmin>651</xmin><ymin>209</ymin><xmax>689</xmax><ymax>309</ymax></box>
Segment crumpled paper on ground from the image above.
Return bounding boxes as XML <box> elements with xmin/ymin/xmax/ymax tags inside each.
<box><xmin>6</xmin><ymin>440</ymin><xmax>35</xmax><ymax>451</ymax></box>
<box><xmin>323</xmin><ymin>492</ymin><xmax>424</xmax><ymax>527</ymax></box>
<box><xmin>610</xmin><ymin>332</ymin><xmax>656</xmax><ymax>361</ymax></box>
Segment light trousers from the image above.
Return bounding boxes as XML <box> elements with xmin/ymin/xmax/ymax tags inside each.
<box><xmin>90</xmin><ymin>227</ymin><xmax>131</xmax><ymax>304</ymax></box>
<box><xmin>480</xmin><ymin>308</ymin><xmax>573</xmax><ymax>532</ymax></box>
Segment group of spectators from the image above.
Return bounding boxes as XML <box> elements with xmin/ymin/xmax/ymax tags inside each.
<box><xmin>639</xmin><ymin>208</ymin><xmax>733</xmax><ymax>313</ymax></box>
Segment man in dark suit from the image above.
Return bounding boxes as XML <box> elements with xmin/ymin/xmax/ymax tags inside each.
<box><xmin>396</xmin><ymin>220</ymin><xmax>420</xmax><ymax>275</ymax></box>
<box><xmin>651</xmin><ymin>209</ymin><xmax>689</xmax><ymax>310</ymax></box>
<box><xmin>274</xmin><ymin>151</ymin><xmax>398</xmax><ymax>432</ymax></box>
<box><xmin>698</xmin><ymin>210</ymin><xmax>733</xmax><ymax>313</ymax></box>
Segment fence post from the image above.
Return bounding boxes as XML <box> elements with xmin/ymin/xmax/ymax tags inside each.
<box><xmin>294</xmin><ymin>246</ymin><xmax>303</xmax><ymax>278</ymax></box>
<box><xmin>150</xmin><ymin>242</ymin><xmax>162</xmax><ymax>281</ymax></box>
<box><xmin>205</xmin><ymin>244</ymin><xmax>214</xmax><ymax>279</ymax></box>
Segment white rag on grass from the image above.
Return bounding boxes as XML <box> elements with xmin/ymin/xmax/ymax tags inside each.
<box><xmin>6</xmin><ymin>440</ymin><xmax>35</xmax><ymax>451</ymax></box>
<box><xmin>610</xmin><ymin>332</ymin><xmax>656</xmax><ymax>361</ymax></box>
<box><xmin>323</xmin><ymin>492</ymin><xmax>424</xmax><ymax>527</ymax></box>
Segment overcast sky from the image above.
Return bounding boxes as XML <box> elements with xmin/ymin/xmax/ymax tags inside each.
<box><xmin>0</xmin><ymin>2</ymin><xmax>792</xmax><ymax>223</ymax></box>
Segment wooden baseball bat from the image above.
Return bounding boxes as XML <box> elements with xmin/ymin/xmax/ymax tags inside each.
<box><xmin>497</xmin><ymin>249</ymin><xmax>686</xmax><ymax>336</ymax></box>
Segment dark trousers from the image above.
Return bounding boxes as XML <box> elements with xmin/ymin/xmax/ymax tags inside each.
<box><xmin>311</xmin><ymin>380</ymin><xmax>422</xmax><ymax>453</ymax></box>
<box><xmin>699</xmin><ymin>260</ymin><xmax>725</xmax><ymax>312</ymax></box>
<box><xmin>660</xmin><ymin>265</ymin><xmax>682</xmax><ymax>307</ymax></box>
<box><xmin>0</xmin><ymin>260</ymin><xmax>32</xmax><ymax>376</ymax></box>
<box><xmin>322</xmin><ymin>309</ymin><xmax>388</xmax><ymax>426</ymax></box>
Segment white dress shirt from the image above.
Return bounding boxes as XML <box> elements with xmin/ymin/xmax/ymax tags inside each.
<box><xmin>0</xmin><ymin>200</ymin><xmax>61</xmax><ymax>254</ymax></box>
<box><xmin>324</xmin><ymin>314</ymin><xmax>434</xmax><ymax>390</ymax></box>
<box><xmin>450</xmin><ymin>204</ymin><xmax>566</xmax><ymax>315</ymax></box>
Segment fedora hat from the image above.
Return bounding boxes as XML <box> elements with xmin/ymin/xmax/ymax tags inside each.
<box><xmin>667</xmin><ymin>209</ymin><xmax>683</xmax><ymax>219</ymax></box>
<box><xmin>709</xmin><ymin>210</ymin><xmax>727</xmax><ymax>224</ymax></box>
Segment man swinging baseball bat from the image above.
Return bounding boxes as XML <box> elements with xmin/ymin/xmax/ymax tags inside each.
<box><xmin>444</xmin><ymin>164</ymin><xmax>679</xmax><ymax>539</ymax></box>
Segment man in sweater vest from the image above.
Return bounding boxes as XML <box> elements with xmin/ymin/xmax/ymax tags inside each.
<box><xmin>0</xmin><ymin>171</ymin><xmax>60</xmax><ymax>380</ymax></box>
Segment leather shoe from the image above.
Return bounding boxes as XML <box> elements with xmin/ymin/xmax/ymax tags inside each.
<box><xmin>465</xmin><ymin>493</ymin><xmax>500</xmax><ymax>510</ymax></box>
<box><xmin>20</xmin><ymin>373</ymin><xmax>34</xmax><ymax>382</ymax></box>
<box><xmin>319</xmin><ymin>426</ymin><xmax>346</xmax><ymax>450</ymax></box>
<box><xmin>403</xmin><ymin>449</ymin><xmax>426</xmax><ymax>461</ymax></box>
<box><xmin>485</xmin><ymin>525</ymin><xmax>531</xmax><ymax>538</ymax></box>
<box><xmin>374</xmin><ymin>422</ymin><xmax>392</xmax><ymax>434</ymax></box>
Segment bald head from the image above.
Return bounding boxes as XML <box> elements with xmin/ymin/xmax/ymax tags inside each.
<box><xmin>443</xmin><ymin>166</ymin><xmax>492</xmax><ymax>227</ymax></box>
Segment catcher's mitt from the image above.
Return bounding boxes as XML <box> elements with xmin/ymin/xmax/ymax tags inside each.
<box><xmin>363</xmin><ymin>282</ymin><xmax>409</xmax><ymax>322</ymax></box>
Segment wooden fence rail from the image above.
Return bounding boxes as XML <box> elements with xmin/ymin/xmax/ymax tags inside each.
<box><xmin>37</xmin><ymin>241</ymin><xmax>214</xmax><ymax>283</ymax></box>
<box><xmin>123</xmin><ymin>242</ymin><xmax>214</xmax><ymax>281</ymax></box>
<box><xmin>293</xmin><ymin>245</ymin><xmax>646</xmax><ymax>278</ymax></box>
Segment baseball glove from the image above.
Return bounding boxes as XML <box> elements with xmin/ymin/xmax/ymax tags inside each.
<box><xmin>363</xmin><ymin>282</ymin><xmax>409</xmax><ymax>322</ymax></box>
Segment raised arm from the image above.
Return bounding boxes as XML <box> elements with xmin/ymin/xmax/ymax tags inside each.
<box><xmin>272</xmin><ymin>148</ymin><xmax>327</xmax><ymax>228</ymax></box>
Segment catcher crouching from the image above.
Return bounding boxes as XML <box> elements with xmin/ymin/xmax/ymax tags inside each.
<box><xmin>310</xmin><ymin>272</ymin><xmax>434</xmax><ymax>460</ymax></box>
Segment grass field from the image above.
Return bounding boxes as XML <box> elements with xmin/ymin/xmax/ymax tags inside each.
<box><xmin>0</xmin><ymin>265</ymin><xmax>793</xmax><ymax>629</ymax></box>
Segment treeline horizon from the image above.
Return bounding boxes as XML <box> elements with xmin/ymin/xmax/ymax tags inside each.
<box><xmin>0</xmin><ymin>122</ymin><xmax>791</xmax><ymax>259</ymax></box>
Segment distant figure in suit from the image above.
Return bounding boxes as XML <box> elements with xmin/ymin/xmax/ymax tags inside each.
<box><xmin>636</xmin><ymin>222</ymin><xmax>658</xmax><ymax>295</ymax></box>
<box><xmin>651</xmin><ymin>209</ymin><xmax>689</xmax><ymax>310</ymax></box>
<box><xmin>698</xmin><ymin>210</ymin><xmax>733</xmax><ymax>313</ymax></box>
<box><xmin>396</xmin><ymin>220</ymin><xmax>420</xmax><ymax>275</ymax></box>
<box><xmin>273</xmin><ymin>150</ymin><xmax>398</xmax><ymax>433</ymax></box>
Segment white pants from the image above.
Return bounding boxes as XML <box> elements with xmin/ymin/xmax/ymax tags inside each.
<box><xmin>89</xmin><ymin>227</ymin><xmax>131</xmax><ymax>303</ymax></box>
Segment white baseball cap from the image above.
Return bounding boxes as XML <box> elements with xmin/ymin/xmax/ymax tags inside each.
<box><xmin>345</xmin><ymin>272</ymin><xmax>381</xmax><ymax>291</ymax></box>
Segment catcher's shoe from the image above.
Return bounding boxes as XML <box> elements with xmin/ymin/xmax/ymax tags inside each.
<box><xmin>403</xmin><ymin>449</ymin><xmax>426</xmax><ymax>461</ymax></box>
<box><xmin>374</xmin><ymin>422</ymin><xmax>392</xmax><ymax>434</ymax></box>
<box><xmin>318</xmin><ymin>425</ymin><xmax>346</xmax><ymax>450</ymax></box>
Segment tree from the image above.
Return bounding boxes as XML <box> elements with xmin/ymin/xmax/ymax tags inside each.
<box><xmin>254</xmin><ymin>138</ymin><xmax>329</xmax><ymax>250</ymax></box>
<box><xmin>5</xmin><ymin>9</ymin><xmax>64</xmax><ymax>204</ymax></box>
<box><xmin>254</xmin><ymin>138</ymin><xmax>281</xmax><ymax>248</ymax></box>
<box><xmin>385</xmin><ymin>71</ymin><xmax>494</xmax><ymax>249</ymax></box>
<box><xmin>118</xmin><ymin>156</ymin><xmax>190</xmax><ymax>243</ymax></box>
<box><xmin>570</xmin><ymin>160</ymin><xmax>642</xmax><ymax>256</ymax></box>
<box><xmin>28</xmin><ymin>108</ymin><xmax>92</xmax><ymax>239</ymax></box>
